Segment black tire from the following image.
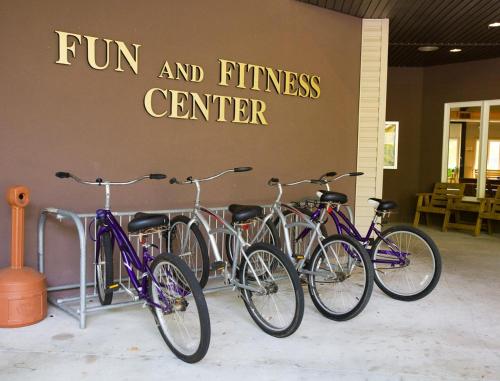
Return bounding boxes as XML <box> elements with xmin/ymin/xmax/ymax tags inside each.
<box><xmin>96</xmin><ymin>221</ymin><xmax>113</xmax><ymax>306</ymax></box>
<box><xmin>370</xmin><ymin>225</ymin><xmax>442</xmax><ymax>301</ymax></box>
<box><xmin>274</xmin><ymin>208</ymin><xmax>328</xmax><ymax>252</ymax></box>
<box><xmin>165</xmin><ymin>215</ymin><xmax>210</xmax><ymax>289</ymax></box>
<box><xmin>224</xmin><ymin>218</ymin><xmax>279</xmax><ymax>266</ymax></box>
<box><xmin>149</xmin><ymin>253</ymin><xmax>211</xmax><ymax>363</ymax></box>
<box><xmin>239</xmin><ymin>243</ymin><xmax>304</xmax><ymax>338</ymax></box>
<box><xmin>308</xmin><ymin>234</ymin><xmax>374</xmax><ymax>321</ymax></box>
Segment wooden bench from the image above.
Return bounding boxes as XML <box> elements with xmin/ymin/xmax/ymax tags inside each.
<box><xmin>478</xmin><ymin>186</ymin><xmax>500</xmax><ymax>235</ymax></box>
<box><xmin>443</xmin><ymin>197</ymin><xmax>481</xmax><ymax>236</ymax></box>
<box><xmin>413</xmin><ymin>182</ymin><xmax>465</xmax><ymax>230</ymax></box>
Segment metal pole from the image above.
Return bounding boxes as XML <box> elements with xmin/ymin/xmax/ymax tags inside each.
<box><xmin>37</xmin><ymin>211</ymin><xmax>48</xmax><ymax>274</ymax></box>
<box><xmin>38</xmin><ymin>208</ymin><xmax>88</xmax><ymax>328</ymax></box>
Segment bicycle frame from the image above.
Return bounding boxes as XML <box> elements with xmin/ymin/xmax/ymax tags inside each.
<box><xmin>268</xmin><ymin>203</ymin><xmax>326</xmax><ymax>264</ymax></box>
<box><xmin>177</xmin><ymin>181</ymin><xmax>271</xmax><ymax>294</ymax></box>
<box><xmin>309</xmin><ymin>203</ymin><xmax>408</xmax><ymax>266</ymax></box>
<box><xmin>252</xmin><ymin>181</ymin><xmax>341</xmax><ymax>276</ymax></box>
<box><xmin>95</xmin><ymin>209</ymin><xmax>188</xmax><ymax>312</ymax></box>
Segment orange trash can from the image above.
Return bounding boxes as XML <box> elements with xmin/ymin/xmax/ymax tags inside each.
<box><xmin>0</xmin><ymin>186</ymin><xmax>47</xmax><ymax>327</ymax></box>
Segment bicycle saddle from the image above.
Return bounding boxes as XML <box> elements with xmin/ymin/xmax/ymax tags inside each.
<box><xmin>368</xmin><ymin>198</ymin><xmax>398</xmax><ymax>211</ymax></box>
<box><xmin>318</xmin><ymin>190</ymin><xmax>348</xmax><ymax>204</ymax></box>
<box><xmin>228</xmin><ymin>204</ymin><xmax>263</xmax><ymax>223</ymax></box>
<box><xmin>128</xmin><ymin>212</ymin><xmax>169</xmax><ymax>233</ymax></box>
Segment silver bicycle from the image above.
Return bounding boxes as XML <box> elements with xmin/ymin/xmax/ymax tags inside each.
<box><xmin>228</xmin><ymin>177</ymin><xmax>374</xmax><ymax>321</ymax></box>
<box><xmin>168</xmin><ymin>167</ymin><xmax>304</xmax><ymax>337</ymax></box>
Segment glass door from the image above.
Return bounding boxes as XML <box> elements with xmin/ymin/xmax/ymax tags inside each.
<box><xmin>442</xmin><ymin>102</ymin><xmax>482</xmax><ymax>198</ymax></box>
<box><xmin>442</xmin><ymin>100</ymin><xmax>500</xmax><ymax>199</ymax></box>
<box><xmin>482</xmin><ymin>101</ymin><xmax>500</xmax><ymax>198</ymax></box>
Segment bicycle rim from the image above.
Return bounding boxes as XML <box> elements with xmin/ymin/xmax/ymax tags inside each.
<box><xmin>241</xmin><ymin>249</ymin><xmax>296</xmax><ymax>332</ymax></box>
<box><xmin>96</xmin><ymin>229</ymin><xmax>113</xmax><ymax>305</ymax></box>
<box><xmin>151</xmin><ymin>260</ymin><xmax>202</xmax><ymax>356</ymax></box>
<box><xmin>169</xmin><ymin>221</ymin><xmax>204</xmax><ymax>283</ymax></box>
<box><xmin>310</xmin><ymin>239</ymin><xmax>368</xmax><ymax>315</ymax></box>
<box><xmin>373</xmin><ymin>230</ymin><xmax>435</xmax><ymax>296</ymax></box>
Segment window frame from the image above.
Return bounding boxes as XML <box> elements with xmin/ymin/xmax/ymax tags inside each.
<box><xmin>383</xmin><ymin>121</ymin><xmax>399</xmax><ymax>170</ymax></box>
<box><xmin>442</xmin><ymin>99</ymin><xmax>500</xmax><ymax>200</ymax></box>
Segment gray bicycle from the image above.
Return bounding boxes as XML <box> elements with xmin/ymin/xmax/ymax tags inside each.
<box><xmin>167</xmin><ymin>167</ymin><xmax>304</xmax><ymax>337</ymax></box>
<box><xmin>226</xmin><ymin>176</ymin><xmax>374</xmax><ymax>321</ymax></box>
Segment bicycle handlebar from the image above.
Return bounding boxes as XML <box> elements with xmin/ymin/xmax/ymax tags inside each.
<box><xmin>319</xmin><ymin>171</ymin><xmax>338</xmax><ymax>180</ymax></box>
<box><xmin>317</xmin><ymin>171</ymin><xmax>364</xmax><ymax>183</ymax></box>
<box><xmin>55</xmin><ymin>171</ymin><xmax>71</xmax><ymax>179</ymax></box>
<box><xmin>149</xmin><ymin>173</ymin><xmax>167</xmax><ymax>180</ymax></box>
<box><xmin>268</xmin><ymin>178</ymin><xmax>280</xmax><ymax>186</ymax></box>
<box><xmin>55</xmin><ymin>171</ymin><xmax>167</xmax><ymax>186</ymax></box>
<box><xmin>234</xmin><ymin>167</ymin><xmax>252</xmax><ymax>173</ymax></box>
<box><xmin>267</xmin><ymin>177</ymin><xmax>327</xmax><ymax>187</ymax></box>
<box><xmin>170</xmin><ymin>167</ymin><xmax>253</xmax><ymax>185</ymax></box>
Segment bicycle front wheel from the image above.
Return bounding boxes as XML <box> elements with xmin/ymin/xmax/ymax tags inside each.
<box><xmin>149</xmin><ymin>253</ymin><xmax>211</xmax><ymax>363</ymax></box>
<box><xmin>371</xmin><ymin>225</ymin><xmax>441</xmax><ymax>301</ymax></box>
<box><xmin>308</xmin><ymin>234</ymin><xmax>374</xmax><ymax>321</ymax></box>
<box><xmin>166</xmin><ymin>215</ymin><xmax>210</xmax><ymax>288</ymax></box>
<box><xmin>96</xmin><ymin>222</ymin><xmax>114</xmax><ymax>306</ymax></box>
<box><xmin>239</xmin><ymin>243</ymin><xmax>304</xmax><ymax>337</ymax></box>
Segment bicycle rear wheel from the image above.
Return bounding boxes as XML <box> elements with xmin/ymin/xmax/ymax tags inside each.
<box><xmin>370</xmin><ymin>225</ymin><xmax>441</xmax><ymax>301</ymax></box>
<box><xmin>224</xmin><ymin>218</ymin><xmax>279</xmax><ymax>266</ymax></box>
<box><xmin>165</xmin><ymin>215</ymin><xmax>210</xmax><ymax>288</ymax></box>
<box><xmin>239</xmin><ymin>243</ymin><xmax>304</xmax><ymax>337</ymax></box>
<box><xmin>149</xmin><ymin>253</ymin><xmax>211</xmax><ymax>363</ymax></box>
<box><xmin>308</xmin><ymin>234</ymin><xmax>374</xmax><ymax>321</ymax></box>
<box><xmin>96</xmin><ymin>222</ymin><xmax>114</xmax><ymax>305</ymax></box>
<box><xmin>274</xmin><ymin>208</ymin><xmax>327</xmax><ymax>254</ymax></box>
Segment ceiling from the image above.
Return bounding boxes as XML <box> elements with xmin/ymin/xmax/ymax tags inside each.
<box><xmin>299</xmin><ymin>0</ymin><xmax>500</xmax><ymax>67</ymax></box>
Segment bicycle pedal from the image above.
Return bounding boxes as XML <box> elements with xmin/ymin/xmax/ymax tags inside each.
<box><xmin>105</xmin><ymin>283</ymin><xmax>120</xmax><ymax>294</ymax></box>
<box><xmin>292</xmin><ymin>253</ymin><xmax>304</xmax><ymax>260</ymax></box>
<box><xmin>210</xmin><ymin>261</ymin><xmax>225</xmax><ymax>271</ymax></box>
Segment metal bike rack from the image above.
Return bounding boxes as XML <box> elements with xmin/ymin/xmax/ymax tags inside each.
<box><xmin>37</xmin><ymin>206</ymin><xmax>271</xmax><ymax>329</ymax></box>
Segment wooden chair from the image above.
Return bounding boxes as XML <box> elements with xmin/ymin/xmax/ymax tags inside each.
<box><xmin>477</xmin><ymin>186</ymin><xmax>500</xmax><ymax>235</ymax></box>
<box><xmin>413</xmin><ymin>182</ymin><xmax>465</xmax><ymax>229</ymax></box>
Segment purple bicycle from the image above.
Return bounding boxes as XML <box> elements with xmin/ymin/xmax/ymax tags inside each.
<box><xmin>55</xmin><ymin>172</ymin><xmax>210</xmax><ymax>363</ymax></box>
<box><xmin>283</xmin><ymin>171</ymin><xmax>442</xmax><ymax>301</ymax></box>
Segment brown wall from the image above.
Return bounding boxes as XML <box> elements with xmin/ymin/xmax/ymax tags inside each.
<box><xmin>0</xmin><ymin>0</ymin><xmax>362</xmax><ymax>284</ymax></box>
<box><xmin>384</xmin><ymin>58</ymin><xmax>500</xmax><ymax>222</ymax></box>
<box><xmin>384</xmin><ymin>67</ymin><xmax>423</xmax><ymax>221</ymax></box>
<box><xmin>420</xmin><ymin>58</ymin><xmax>500</xmax><ymax>192</ymax></box>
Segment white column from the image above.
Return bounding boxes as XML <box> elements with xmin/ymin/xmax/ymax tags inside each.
<box><xmin>355</xmin><ymin>18</ymin><xmax>389</xmax><ymax>231</ymax></box>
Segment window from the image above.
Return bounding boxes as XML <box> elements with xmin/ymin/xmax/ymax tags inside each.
<box><xmin>487</xmin><ymin>140</ymin><xmax>500</xmax><ymax>170</ymax></box>
<box><xmin>384</xmin><ymin>121</ymin><xmax>399</xmax><ymax>169</ymax></box>
<box><xmin>442</xmin><ymin>100</ymin><xmax>500</xmax><ymax>199</ymax></box>
<box><xmin>448</xmin><ymin>138</ymin><xmax>459</xmax><ymax>181</ymax></box>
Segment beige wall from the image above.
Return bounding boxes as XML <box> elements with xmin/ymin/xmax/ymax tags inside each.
<box><xmin>0</xmin><ymin>0</ymin><xmax>362</xmax><ymax>284</ymax></box>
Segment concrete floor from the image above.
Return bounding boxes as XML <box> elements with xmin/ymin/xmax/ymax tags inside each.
<box><xmin>1</xmin><ymin>226</ymin><xmax>499</xmax><ymax>381</ymax></box>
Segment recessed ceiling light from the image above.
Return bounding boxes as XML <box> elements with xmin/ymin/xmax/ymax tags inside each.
<box><xmin>489</xmin><ymin>22</ymin><xmax>500</xmax><ymax>28</ymax></box>
<box><xmin>418</xmin><ymin>46</ymin><xmax>439</xmax><ymax>52</ymax></box>
<box><xmin>450</xmin><ymin>48</ymin><xmax>462</xmax><ymax>53</ymax></box>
